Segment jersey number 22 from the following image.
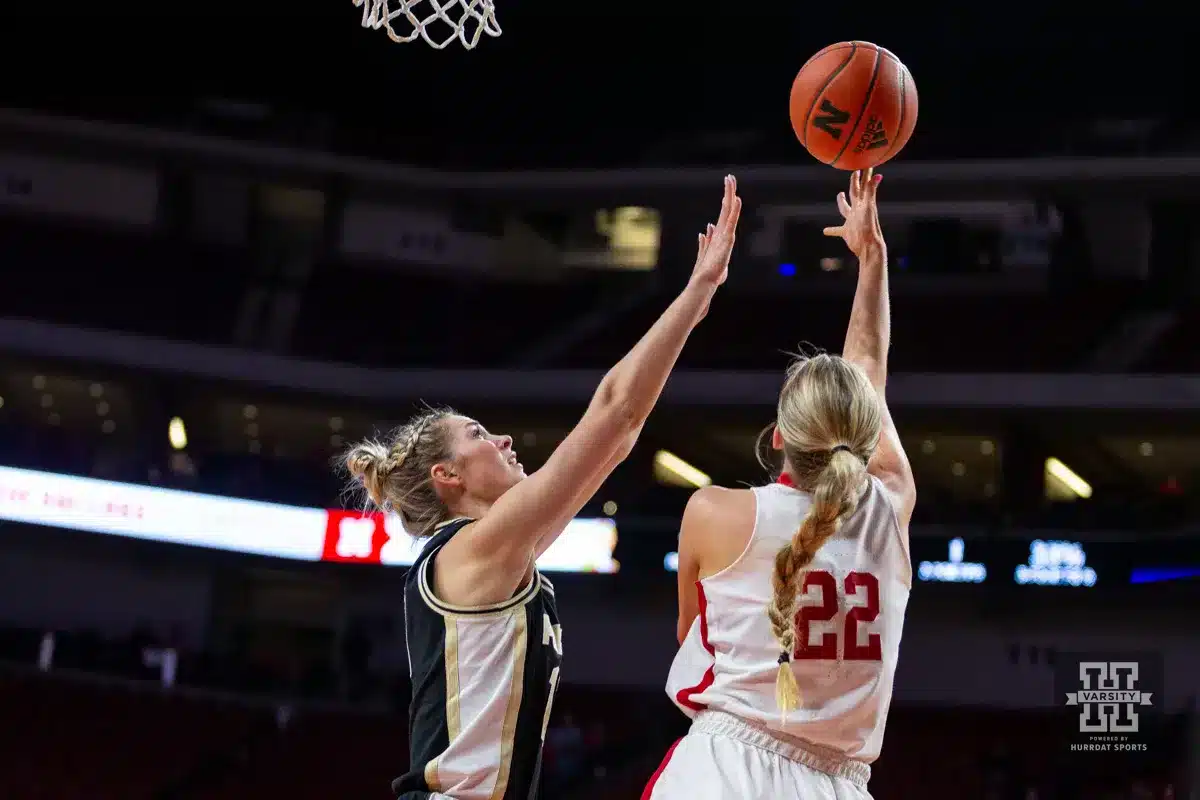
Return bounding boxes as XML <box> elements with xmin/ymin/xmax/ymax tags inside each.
<box><xmin>794</xmin><ymin>570</ymin><xmax>882</xmax><ymax>661</ymax></box>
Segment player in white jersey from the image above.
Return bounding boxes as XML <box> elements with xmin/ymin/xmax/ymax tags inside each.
<box><xmin>644</xmin><ymin>168</ymin><xmax>916</xmax><ymax>800</ymax></box>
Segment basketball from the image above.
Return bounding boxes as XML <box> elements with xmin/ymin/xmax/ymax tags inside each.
<box><xmin>789</xmin><ymin>41</ymin><xmax>918</xmax><ymax>171</ymax></box>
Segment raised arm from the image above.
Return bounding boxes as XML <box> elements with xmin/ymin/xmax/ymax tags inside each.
<box><xmin>445</xmin><ymin>177</ymin><xmax>743</xmax><ymax>592</ymax></box>
<box><xmin>823</xmin><ymin>169</ymin><xmax>915</xmax><ymax>525</ymax></box>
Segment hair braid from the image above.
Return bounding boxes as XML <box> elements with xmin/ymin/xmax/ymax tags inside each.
<box><xmin>341</xmin><ymin>407</ymin><xmax>458</xmax><ymax>537</ymax></box>
<box><xmin>768</xmin><ymin>448</ymin><xmax>868</xmax><ymax>722</ymax></box>
<box><xmin>390</xmin><ymin>414</ymin><xmax>435</xmax><ymax>472</ymax></box>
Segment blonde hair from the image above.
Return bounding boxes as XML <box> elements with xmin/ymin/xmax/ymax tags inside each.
<box><xmin>341</xmin><ymin>407</ymin><xmax>458</xmax><ymax>538</ymax></box>
<box><xmin>762</xmin><ymin>354</ymin><xmax>882</xmax><ymax>720</ymax></box>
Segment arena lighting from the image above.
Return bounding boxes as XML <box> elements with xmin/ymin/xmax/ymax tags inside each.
<box><xmin>664</xmin><ymin>551</ymin><xmax>679</xmax><ymax>572</ymax></box>
<box><xmin>654</xmin><ymin>450</ymin><xmax>711</xmax><ymax>489</ymax></box>
<box><xmin>168</xmin><ymin>417</ymin><xmax>188</xmax><ymax>450</ymax></box>
<box><xmin>1014</xmin><ymin>539</ymin><xmax>1096</xmax><ymax>587</ymax></box>
<box><xmin>1044</xmin><ymin>457</ymin><xmax>1092</xmax><ymax>499</ymax></box>
<box><xmin>0</xmin><ymin>465</ymin><xmax>618</xmax><ymax>573</ymax></box>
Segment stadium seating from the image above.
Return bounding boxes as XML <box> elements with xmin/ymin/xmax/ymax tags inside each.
<box><xmin>555</xmin><ymin>285</ymin><xmax>1134</xmax><ymax>372</ymax></box>
<box><xmin>0</xmin><ymin>217</ymin><xmax>249</xmax><ymax>345</ymax></box>
<box><xmin>0</xmin><ymin>668</ymin><xmax>1181</xmax><ymax>800</ymax></box>
<box><xmin>0</xmin><ymin>671</ymin><xmax>259</xmax><ymax>800</ymax></box>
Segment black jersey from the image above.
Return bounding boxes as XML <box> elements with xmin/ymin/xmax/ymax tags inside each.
<box><xmin>393</xmin><ymin>518</ymin><xmax>563</xmax><ymax>800</ymax></box>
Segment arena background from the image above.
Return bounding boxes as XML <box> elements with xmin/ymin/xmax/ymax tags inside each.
<box><xmin>0</xmin><ymin>3</ymin><xmax>1197</xmax><ymax>798</ymax></box>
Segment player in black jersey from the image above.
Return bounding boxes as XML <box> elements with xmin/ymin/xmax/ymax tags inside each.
<box><xmin>341</xmin><ymin>176</ymin><xmax>742</xmax><ymax>800</ymax></box>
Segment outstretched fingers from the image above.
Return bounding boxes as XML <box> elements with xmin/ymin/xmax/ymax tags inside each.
<box><xmin>836</xmin><ymin>191</ymin><xmax>851</xmax><ymax>219</ymax></box>
<box><xmin>866</xmin><ymin>168</ymin><xmax>882</xmax><ymax>203</ymax></box>
<box><xmin>696</xmin><ymin>175</ymin><xmax>742</xmax><ymax>256</ymax></box>
<box><xmin>716</xmin><ymin>174</ymin><xmax>736</xmax><ymax>228</ymax></box>
<box><xmin>848</xmin><ymin>167</ymin><xmax>875</xmax><ymax>203</ymax></box>
<box><xmin>725</xmin><ymin>193</ymin><xmax>743</xmax><ymax>237</ymax></box>
<box><xmin>827</xmin><ymin>184</ymin><xmax>851</xmax><ymax>238</ymax></box>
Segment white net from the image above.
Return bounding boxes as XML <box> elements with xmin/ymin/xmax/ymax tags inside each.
<box><xmin>353</xmin><ymin>0</ymin><xmax>501</xmax><ymax>50</ymax></box>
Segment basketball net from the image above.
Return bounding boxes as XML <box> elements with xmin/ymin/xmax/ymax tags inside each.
<box><xmin>353</xmin><ymin>0</ymin><xmax>501</xmax><ymax>50</ymax></box>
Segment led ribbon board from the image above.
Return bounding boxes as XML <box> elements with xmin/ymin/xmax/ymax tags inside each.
<box><xmin>0</xmin><ymin>465</ymin><xmax>618</xmax><ymax>573</ymax></box>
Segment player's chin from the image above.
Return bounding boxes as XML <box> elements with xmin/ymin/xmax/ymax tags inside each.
<box><xmin>495</xmin><ymin>462</ymin><xmax>525</xmax><ymax>490</ymax></box>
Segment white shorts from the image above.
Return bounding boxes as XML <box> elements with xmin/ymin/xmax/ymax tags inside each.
<box><xmin>642</xmin><ymin>711</ymin><xmax>873</xmax><ymax>800</ymax></box>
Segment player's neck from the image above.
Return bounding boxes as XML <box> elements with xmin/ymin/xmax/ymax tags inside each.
<box><xmin>451</xmin><ymin>495</ymin><xmax>495</xmax><ymax>522</ymax></box>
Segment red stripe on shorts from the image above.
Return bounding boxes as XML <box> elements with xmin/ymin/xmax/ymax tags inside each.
<box><xmin>641</xmin><ymin>737</ymin><xmax>684</xmax><ymax>800</ymax></box>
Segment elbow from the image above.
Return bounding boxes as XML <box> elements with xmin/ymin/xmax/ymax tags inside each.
<box><xmin>615</xmin><ymin>427</ymin><xmax>641</xmax><ymax>463</ymax></box>
<box><xmin>602</xmin><ymin>403</ymin><xmax>642</xmax><ymax>464</ymax></box>
<box><xmin>846</xmin><ymin>354</ymin><xmax>886</xmax><ymax>392</ymax></box>
<box><xmin>591</xmin><ymin>379</ymin><xmax>645</xmax><ymax>456</ymax></box>
<box><xmin>595</xmin><ymin>372</ymin><xmax>649</xmax><ymax>433</ymax></box>
<box><xmin>601</xmin><ymin>391</ymin><xmax>645</xmax><ymax>437</ymax></box>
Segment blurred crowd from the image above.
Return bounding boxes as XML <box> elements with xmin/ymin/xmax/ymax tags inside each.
<box><xmin>0</xmin><ymin>619</ymin><xmax>1189</xmax><ymax>799</ymax></box>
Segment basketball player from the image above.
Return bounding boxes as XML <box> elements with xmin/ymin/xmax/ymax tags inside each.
<box><xmin>341</xmin><ymin>176</ymin><xmax>742</xmax><ymax>800</ymax></box>
<box><xmin>644</xmin><ymin>168</ymin><xmax>915</xmax><ymax>800</ymax></box>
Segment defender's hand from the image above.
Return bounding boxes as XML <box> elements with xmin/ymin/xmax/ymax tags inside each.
<box><xmin>823</xmin><ymin>168</ymin><xmax>885</xmax><ymax>261</ymax></box>
<box><xmin>689</xmin><ymin>175</ymin><xmax>742</xmax><ymax>289</ymax></box>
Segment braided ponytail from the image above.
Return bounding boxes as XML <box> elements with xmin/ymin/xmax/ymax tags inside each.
<box><xmin>763</xmin><ymin>353</ymin><xmax>882</xmax><ymax>724</ymax></box>
<box><xmin>767</xmin><ymin>448</ymin><xmax>867</xmax><ymax>720</ymax></box>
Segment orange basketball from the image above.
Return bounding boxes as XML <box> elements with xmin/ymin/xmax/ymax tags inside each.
<box><xmin>789</xmin><ymin>41</ymin><xmax>918</xmax><ymax>171</ymax></box>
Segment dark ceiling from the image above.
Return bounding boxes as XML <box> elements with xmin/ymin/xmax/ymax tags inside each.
<box><xmin>0</xmin><ymin>4</ymin><xmax>1190</xmax><ymax>169</ymax></box>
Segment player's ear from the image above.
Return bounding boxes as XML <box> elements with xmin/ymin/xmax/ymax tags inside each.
<box><xmin>431</xmin><ymin>462</ymin><xmax>461</xmax><ymax>488</ymax></box>
<box><xmin>771</xmin><ymin>426</ymin><xmax>784</xmax><ymax>451</ymax></box>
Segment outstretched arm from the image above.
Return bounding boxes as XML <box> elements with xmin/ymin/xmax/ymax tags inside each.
<box><xmin>824</xmin><ymin>169</ymin><xmax>915</xmax><ymax>526</ymax></box>
<box><xmin>533</xmin><ymin>422</ymin><xmax>642</xmax><ymax>560</ymax></box>
<box><xmin>445</xmin><ymin>177</ymin><xmax>743</xmax><ymax>599</ymax></box>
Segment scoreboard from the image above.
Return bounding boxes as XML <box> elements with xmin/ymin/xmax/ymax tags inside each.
<box><xmin>910</xmin><ymin>536</ymin><xmax>1200</xmax><ymax>588</ymax></box>
<box><xmin>664</xmin><ymin>535</ymin><xmax>1200</xmax><ymax>588</ymax></box>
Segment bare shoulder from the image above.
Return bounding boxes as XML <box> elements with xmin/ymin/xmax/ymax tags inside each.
<box><xmin>431</xmin><ymin>521</ymin><xmax>526</xmax><ymax>607</ymax></box>
<box><xmin>682</xmin><ymin>486</ymin><xmax>758</xmax><ymax>577</ymax></box>
<box><xmin>684</xmin><ymin>484</ymin><xmax>755</xmax><ymax>527</ymax></box>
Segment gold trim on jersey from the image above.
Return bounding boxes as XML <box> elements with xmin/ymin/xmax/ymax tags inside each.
<box><xmin>417</xmin><ymin>547</ymin><xmax>543</xmax><ymax>618</ymax></box>
<box><xmin>444</xmin><ymin>621</ymin><xmax>463</xmax><ymax>740</ymax></box>
<box><xmin>489</xmin><ymin>610</ymin><xmax>528</xmax><ymax>800</ymax></box>
<box><xmin>424</xmin><ymin>608</ymin><xmax>523</xmax><ymax>795</ymax></box>
<box><xmin>423</xmin><ymin>758</ymin><xmax>442</xmax><ymax>793</ymax></box>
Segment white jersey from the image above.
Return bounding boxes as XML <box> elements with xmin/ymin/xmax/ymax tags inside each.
<box><xmin>665</xmin><ymin>477</ymin><xmax>911</xmax><ymax>764</ymax></box>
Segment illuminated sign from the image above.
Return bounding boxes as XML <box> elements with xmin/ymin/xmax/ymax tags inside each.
<box><xmin>1014</xmin><ymin>539</ymin><xmax>1096</xmax><ymax>587</ymax></box>
<box><xmin>0</xmin><ymin>465</ymin><xmax>618</xmax><ymax>573</ymax></box>
<box><xmin>1130</xmin><ymin>566</ymin><xmax>1200</xmax><ymax>585</ymax></box>
<box><xmin>917</xmin><ymin>537</ymin><xmax>987</xmax><ymax>583</ymax></box>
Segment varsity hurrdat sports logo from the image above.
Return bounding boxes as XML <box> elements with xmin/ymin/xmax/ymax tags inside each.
<box><xmin>1066</xmin><ymin>662</ymin><xmax>1152</xmax><ymax>732</ymax></box>
<box><xmin>1056</xmin><ymin>654</ymin><xmax>1163</xmax><ymax>755</ymax></box>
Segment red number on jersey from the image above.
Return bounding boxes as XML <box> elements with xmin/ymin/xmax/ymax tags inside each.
<box><xmin>843</xmin><ymin>571</ymin><xmax>883</xmax><ymax>661</ymax></box>
<box><xmin>793</xmin><ymin>570</ymin><xmax>882</xmax><ymax>662</ymax></box>
<box><xmin>794</xmin><ymin>571</ymin><xmax>839</xmax><ymax>659</ymax></box>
